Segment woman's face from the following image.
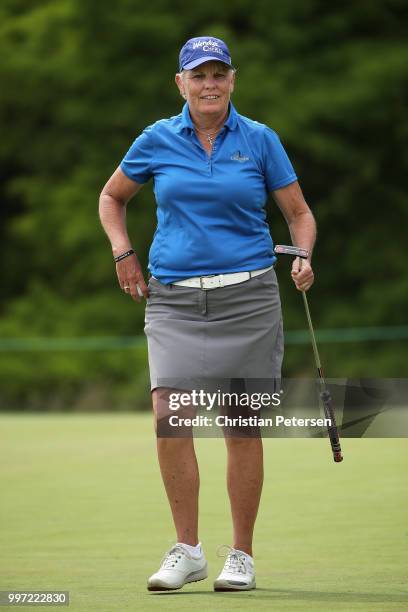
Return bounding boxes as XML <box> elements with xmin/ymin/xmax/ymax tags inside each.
<box><xmin>175</xmin><ymin>61</ymin><xmax>235</xmax><ymax>120</ymax></box>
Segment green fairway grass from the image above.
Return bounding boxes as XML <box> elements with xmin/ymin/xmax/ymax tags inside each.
<box><xmin>0</xmin><ymin>414</ymin><xmax>407</xmax><ymax>611</ymax></box>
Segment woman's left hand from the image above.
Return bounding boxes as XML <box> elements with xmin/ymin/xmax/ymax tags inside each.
<box><xmin>291</xmin><ymin>257</ymin><xmax>314</xmax><ymax>292</ymax></box>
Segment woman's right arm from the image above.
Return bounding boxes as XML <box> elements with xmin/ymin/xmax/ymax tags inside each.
<box><xmin>99</xmin><ymin>167</ymin><xmax>148</xmax><ymax>302</ymax></box>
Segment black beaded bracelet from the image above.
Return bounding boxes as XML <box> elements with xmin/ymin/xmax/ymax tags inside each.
<box><xmin>114</xmin><ymin>249</ymin><xmax>135</xmax><ymax>263</ymax></box>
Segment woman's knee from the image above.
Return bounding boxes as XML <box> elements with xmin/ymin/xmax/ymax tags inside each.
<box><xmin>224</xmin><ymin>436</ymin><xmax>263</xmax><ymax>452</ymax></box>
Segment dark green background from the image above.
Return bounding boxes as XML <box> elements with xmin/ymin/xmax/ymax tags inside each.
<box><xmin>1</xmin><ymin>0</ymin><xmax>407</xmax><ymax>410</ymax></box>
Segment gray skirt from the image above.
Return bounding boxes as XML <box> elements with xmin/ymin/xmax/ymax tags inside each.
<box><xmin>144</xmin><ymin>268</ymin><xmax>284</xmax><ymax>391</ymax></box>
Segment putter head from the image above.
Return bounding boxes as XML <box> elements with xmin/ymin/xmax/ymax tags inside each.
<box><xmin>274</xmin><ymin>244</ymin><xmax>309</xmax><ymax>259</ymax></box>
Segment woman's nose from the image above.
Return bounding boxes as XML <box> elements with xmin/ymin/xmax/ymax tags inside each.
<box><xmin>203</xmin><ymin>77</ymin><xmax>216</xmax><ymax>88</ymax></box>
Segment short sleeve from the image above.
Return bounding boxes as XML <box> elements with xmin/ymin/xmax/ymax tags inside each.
<box><xmin>120</xmin><ymin>125</ymin><xmax>155</xmax><ymax>184</ymax></box>
<box><xmin>262</xmin><ymin>127</ymin><xmax>297</xmax><ymax>192</ymax></box>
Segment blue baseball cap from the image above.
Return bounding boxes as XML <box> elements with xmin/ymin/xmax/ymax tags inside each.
<box><xmin>179</xmin><ymin>36</ymin><xmax>233</xmax><ymax>71</ymax></box>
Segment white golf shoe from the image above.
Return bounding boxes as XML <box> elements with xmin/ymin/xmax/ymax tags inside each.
<box><xmin>214</xmin><ymin>547</ymin><xmax>256</xmax><ymax>591</ymax></box>
<box><xmin>147</xmin><ymin>543</ymin><xmax>208</xmax><ymax>591</ymax></box>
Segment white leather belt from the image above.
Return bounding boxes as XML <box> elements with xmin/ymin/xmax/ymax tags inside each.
<box><xmin>171</xmin><ymin>266</ymin><xmax>274</xmax><ymax>290</ymax></box>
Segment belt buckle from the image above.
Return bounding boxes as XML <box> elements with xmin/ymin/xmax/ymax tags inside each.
<box><xmin>200</xmin><ymin>274</ymin><xmax>214</xmax><ymax>290</ymax></box>
<box><xmin>199</xmin><ymin>274</ymin><xmax>221</xmax><ymax>290</ymax></box>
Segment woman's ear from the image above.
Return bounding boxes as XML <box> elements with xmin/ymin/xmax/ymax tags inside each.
<box><xmin>230</xmin><ymin>70</ymin><xmax>236</xmax><ymax>94</ymax></box>
<box><xmin>175</xmin><ymin>73</ymin><xmax>186</xmax><ymax>99</ymax></box>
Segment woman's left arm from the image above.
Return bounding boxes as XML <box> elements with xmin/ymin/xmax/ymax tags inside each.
<box><xmin>272</xmin><ymin>181</ymin><xmax>316</xmax><ymax>291</ymax></box>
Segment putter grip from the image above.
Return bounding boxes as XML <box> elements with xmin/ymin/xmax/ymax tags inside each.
<box><xmin>320</xmin><ymin>390</ymin><xmax>343</xmax><ymax>462</ymax></box>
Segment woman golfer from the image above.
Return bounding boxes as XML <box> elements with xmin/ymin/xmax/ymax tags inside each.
<box><xmin>99</xmin><ymin>36</ymin><xmax>315</xmax><ymax>591</ymax></box>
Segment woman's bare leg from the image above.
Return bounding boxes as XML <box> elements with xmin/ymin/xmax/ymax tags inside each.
<box><xmin>224</xmin><ymin>437</ymin><xmax>264</xmax><ymax>556</ymax></box>
<box><xmin>153</xmin><ymin>389</ymin><xmax>200</xmax><ymax>546</ymax></box>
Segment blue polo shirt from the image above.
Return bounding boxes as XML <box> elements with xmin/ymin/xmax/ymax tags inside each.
<box><xmin>120</xmin><ymin>102</ymin><xmax>297</xmax><ymax>284</ymax></box>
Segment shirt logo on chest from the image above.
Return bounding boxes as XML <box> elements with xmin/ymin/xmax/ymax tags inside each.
<box><xmin>230</xmin><ymin>150</ymin><xmax>250</xmax><ymax>162</ymax></box>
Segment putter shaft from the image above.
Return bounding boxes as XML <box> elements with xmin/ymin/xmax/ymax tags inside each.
<box><xmin>275</xmin><ymin>245</ymin><xmax>343</xmax><ymax>462</ymax></box>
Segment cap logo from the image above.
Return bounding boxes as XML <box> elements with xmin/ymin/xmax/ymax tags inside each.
<box><xmin>192</xmin><ymin>39</ymin><xmax>222</xmax><ymax>54</ymax></box>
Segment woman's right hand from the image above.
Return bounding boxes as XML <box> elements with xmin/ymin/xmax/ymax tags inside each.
<box><xmin>116</xmin><ymin>252</ymin><xmax>149</xmax><ymax>302</ymax></box>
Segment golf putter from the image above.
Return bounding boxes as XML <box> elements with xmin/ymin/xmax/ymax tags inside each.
<box><xmin>274</xmin><ymin>245</ymin><xmax>343</xmax><ymax>463</ymax></box>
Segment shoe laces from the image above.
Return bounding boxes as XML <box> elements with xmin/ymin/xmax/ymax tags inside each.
<box><xmin>217</xmin><ymin>545</ymin><xmax>247</xmax><ymax>575</ymax></box>
<box><xmin>160</xmin><ymin>545</ymin><xmax>188</xmax><ymax>570</ymax></box>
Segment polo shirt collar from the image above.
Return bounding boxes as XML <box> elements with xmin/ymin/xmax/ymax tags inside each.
<box><xmin>177</xmin><ymin>101</ymin><xmax>238</xmax><ymax>133</ymax></box>
<box><xmin>224</xmin><ymin>101</ymin><xmax>238</xmax><ymax>130</ymax></box>
<box><xmin>179</xmin><ymin>102</ymin><xmax>195</xmax><ymax>131</ymax></box>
